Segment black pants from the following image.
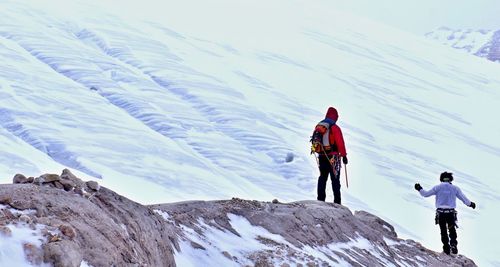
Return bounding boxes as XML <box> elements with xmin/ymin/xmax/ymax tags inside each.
<box><xmin>317</xmin><ymin>155</ymin><xmax>341</xmax><ymax>204</ymax></box>
<box><xmin>437</xmin><ymin>210</ymin><xmax>457</xmax><ymax>252</ymax></box>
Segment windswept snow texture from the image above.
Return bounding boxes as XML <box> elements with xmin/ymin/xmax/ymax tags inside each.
<box><xmin>175</xmin><ymin>214</ymin><xmax>392</xmax><ymax>267</ymax></box>
<box><xmin>1</xmin><ymin>0</ymin><xmax>500</xmax><ymax>266</ymax></box>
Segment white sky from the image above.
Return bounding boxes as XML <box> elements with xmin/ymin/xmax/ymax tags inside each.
<box><xmin>328</xmin><ymin>0</ymin><xmax>500</xmax><ymax>34</ymax></box>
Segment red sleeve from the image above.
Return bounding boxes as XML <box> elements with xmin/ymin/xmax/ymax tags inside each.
<box><xmin>332</xmin><ymin>125</ymin><xmax>347</xmax><ymax>156</ymax></box>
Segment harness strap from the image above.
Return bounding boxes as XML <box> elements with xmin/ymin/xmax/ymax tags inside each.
<box><xmin>436</xmin><ymin>208</ymin><xmax>456</xmax><ymax>214</ymax></box>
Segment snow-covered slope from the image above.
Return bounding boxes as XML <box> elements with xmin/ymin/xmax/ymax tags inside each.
<box><xmin>1</xmin><ymin>0</ymin><xmax>500</xmax><ymax>266</ymax></box>
<box><xmin>425</xmin><ymin>27</ymin><xmax>500</xmax><ymax>62</ymax></box>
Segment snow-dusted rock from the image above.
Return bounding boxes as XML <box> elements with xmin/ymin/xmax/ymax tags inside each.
<box><xmin>23</xmin><ymin>242</ymin><xmax>44</xmax><ymax>265</ymax></box>
<box><xmin>0</xmin><ymin>225</ymin><xmax>11</xmax><ymax>237</ymax></box>
<box><xmin>153</xmin><ymin>198</ymin><xmax>477</xmax><ymax>267</ymax></box>
<box><xmin>43</xmin><ymin>239</ymin><xmax>82</xmax><ymax>267</ymax></box>
<box><xmin>0</xmin><ymin>182</ymin><xmax>177</xmax><ymax>267</ymax></box>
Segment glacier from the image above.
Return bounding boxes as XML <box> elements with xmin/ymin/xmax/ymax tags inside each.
<box><xmin>1</xmin><ymin>0</ymin><xmax>500</xmax><ymax>265</ymax></box>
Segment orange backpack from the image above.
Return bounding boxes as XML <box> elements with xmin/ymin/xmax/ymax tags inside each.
<box><xmin>310</xmin><ymin>118</ymin><xmax>335</xmax><ymax>154</ymax></box>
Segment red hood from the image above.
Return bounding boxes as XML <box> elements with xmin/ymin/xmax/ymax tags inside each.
<box><xmin>325</xmin><ymin>107</ymin><xmax>338</xmax><ymax>121</ymax></box>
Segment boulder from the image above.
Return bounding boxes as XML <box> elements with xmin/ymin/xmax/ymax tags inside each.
<box><xmin>85</xmin><ymin>181</ymin><xmax>100</xmax><ymax>192</ymax></box>
<box><xmin>33</xmin><ymin>177</ymin><xmax>44</xmax><ymax>185</ymax></box>
<box><xmin>19</xmin><ymin>214</ymin><xmax>32</xmax><ymax>224</ymax></box>
<box><xmin>59</xmin><ymin>224</ymin><xmax>76</xmax><ymax>239</ymax></box>
<box><xmin>40</xmin><ymin>174</ymin><xmax>61</xmax><ymax>183</ymax></box>
<box><xmin>53</xmin><ymin>181</ymin><xmax>64</xmax><ymax>190</ymax></box>
<box><xmin>59</xmin><ymin>179</ymin><xmax>76</xmax><ymax>191</ymax></box>
<box><xmin>0</xmin><ymin>181</ymin><xmax>177</xmax><ymax>267</ymax></box>
<box><xmin>23</xmin><ymin>242</ymin><xmax>44</xmax><ymax>265</ymax></box>
<box><xmin>60</xmin><ymin>169</ymin><xmax>84</xmax><ymax>188</ymax></box>
<box><xmin>13</xmin><ymin>174</ymin><xmax>28</xmax><ymax>184</ymax></box>
<box><xmin>43</xmin><ymin>240</ymin><xmax>82</xmax><ymax>267</ymax></box>
<box><xmin>0</xmin><ymin>225</ymin><xmax>12</xmax><ymax>237</ymax></box>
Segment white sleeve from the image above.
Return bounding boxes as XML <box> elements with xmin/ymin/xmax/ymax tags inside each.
<box><xmin>419</xmin><ymin>185</ymin><xmax>437</xmax><ymax>197</ymax></box>
<box><xmin>456</xmin><ymin>186</ymin><xmax>472</xmax><ymax>206</ymax></box>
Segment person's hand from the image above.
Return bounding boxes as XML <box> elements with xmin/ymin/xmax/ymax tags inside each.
<box><xmin>414</xmin><ymin>183</ymin><xmax>422</xmax><ymax>191</ymax></box>
<box><xmin>342</xmin><ymin>156</ymin><xmax>348</xmax><ymax>165</ymax></box>
<box><xmin>469</xmin><ymin>202</ymin><xmax>476</xmax><ymax>209</ymax></box>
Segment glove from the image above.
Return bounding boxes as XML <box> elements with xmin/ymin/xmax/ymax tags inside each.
<box><xmin>342</xmin><ymin>156</ymin><xmax>348</xmax><ymax>165</ymax></box>
<box><xmin>414</xmin><ymin>183</ymin><xmax>422</xmax><ymax>191</ymax></box>
<box><xmin>469</xmin><ymin>202</ymin><xmax>476</xmax><ymax>209</ymax></box>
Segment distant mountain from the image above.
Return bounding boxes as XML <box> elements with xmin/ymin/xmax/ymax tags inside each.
<box><xmin>425</xmin><ymin>27</ymin><xmax>500</xmax><ymax>62</ymax></box>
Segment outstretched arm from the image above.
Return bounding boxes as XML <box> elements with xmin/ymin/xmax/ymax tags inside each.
<box><xmin>456</xmin><ymin>186</ymin><xmax>472</xmax><ymax>206</ymax></box>
<box><xmin>419</xmin><ymin>185</ymin><xmax>437</xmax><ymax>197</ymax></box>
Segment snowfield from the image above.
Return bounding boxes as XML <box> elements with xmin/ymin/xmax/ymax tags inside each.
<box><xmin>1</xmin><ymin>0</ymin><xmax>499</xmax><ymax>266</ymax></box>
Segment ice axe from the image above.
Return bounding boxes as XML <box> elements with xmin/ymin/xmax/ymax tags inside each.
<box><xmin>344</xmin><ymin>162</ymin><xmax>349</xmax><ymax>188</ymax></box>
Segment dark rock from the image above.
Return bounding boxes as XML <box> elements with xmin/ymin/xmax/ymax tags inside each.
<box><xmin>59</xmin><ymin>224</ymin><xmax>76</xmax><ymax>239</ymax></box>
<box><xmin>43</xmin><ymin>240</ymin><xmax>82</xmax><ymax>267</ymax></box>
<box><xmin>35</xmin><ymin>205</ymin><xmax>48</xmax><ymax>217</ymax></box>
<box><xmin>222</xmin><ymin>251</ymin><xmax>232</xmax><ymax>259</ymax></box>
<box><xmin>0</xmin><ymin>182</ymin><xmax>177</xmax><ymax>267</ymax></box>
<box><xmin>190</xmin><ymin>241</ymin><xmax>205</xmax><ymax>250</ymax></box>
<box><xmin>2</xmin><ymin>209</ymin><xmax>16</xmax><ymax>220</ymax></box>
<box><xmin>60</xmin><ymin>169</ymin><xmax>81</xmax><ymax>183</ymax></box>
<box><xmin>73</xmin><ymin>186</ymin><xmax>84</xmax><ymax>196</ymax></box>
<box><xmin>19</xmin><ymin>214</ymin><xmax>32</xmax><ymax>224</ymax></box>
<box><xmin>23</xmin><ymin>242</ymin><xmax>44</xmax><ymax>265</ymax></box>
<box><xmin>59</xmin><ymin>179</ymin><xmax>76</xmax><ymax>191</ymax></box>
<box><xmin>272</xmin><ymin>199</ymin><xmax>279</xmax><ymax>204</ymax></box>
<box><xmin>0</xmin><ymin>225</ymin><xmax>12</xmax><ymax>237</ymax></box>
<box><xmin>33</xmin><ymin>177</ymin><xmax>43</xmax><ymax>185</ymax></box>
<box><xmin>85</xmin><ymin>181</ymin><xmax>100</xmax><ymax>191</ymax></box>
<box><xmin>53</xmin><ymin>181</ymin><xmax>64</xmax><ymax>190</ymax></box>
<box><xmin>27</xmin><ymin>177</ymin><xmax>34</xmax><ymax>183</ymax></box>
<box><xmin>13</xmin><ymin>174</ymin><xmax>28</xmax><ymax>184</ymax></box>
<box><xmin>0</xmin><ymin>196</ymin><xmax>12</xmax><ymax>205</ymax></box>
<box><xmin>153</xmin><ymin>199</ymin><xmax>477</xmax><ymax>267</ymax></box>
<box><xmin>40</xmin><ymin>174</ymin><xmax>61</xmax><ymax>183</ymax></box>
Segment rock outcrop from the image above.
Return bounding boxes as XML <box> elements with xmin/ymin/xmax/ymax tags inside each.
<box><xmin>153</xmin><ymin>199</ymin><xmax>477</xmax><ymax>267</ymax></box>
<box><xmin>2</xmin><ymin>169</ymin><xmax>177</xmax><ymax>267</ymax></box>
<box><xmin>1</xmin><ymin>170</ymin><xmax>477</xmax><ymax>266</ymax></box>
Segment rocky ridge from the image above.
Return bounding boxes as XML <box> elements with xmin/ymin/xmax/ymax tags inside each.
<box><xmin>153</xmin><ymin>199</ymin><xmax>476</xmax><ymax>267</ymax></box>
<box><xmin>1</xmin><ymin>170</ymin><xmax>477</xmax><ymax>266</ymax></box>
<box><xmin>2</xmin><ymin>169</ymin><xmax>177</xmax><ymax>267</ymax></box>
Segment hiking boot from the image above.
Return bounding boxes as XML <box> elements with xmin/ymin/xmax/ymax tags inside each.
<box><xmin>443</xmin><ymin>245</ymin><xmax>450</xmax><ymax>255</ymax></box>
<box><xmin>451</xmin><ymin>245</ymin><xmax>458</xmax><ymax>254</ymax></box>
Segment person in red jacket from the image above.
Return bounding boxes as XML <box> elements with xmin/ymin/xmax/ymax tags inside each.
<box><xmin>314</xmin><ymin>107</ymin><xmax>347</xmax><ymax>204</ymax></box>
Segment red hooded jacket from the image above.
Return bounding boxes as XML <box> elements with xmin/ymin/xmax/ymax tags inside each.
<box><xmin>324</xmin><ymin>107</ymin><xmax>347</xmax><ymax>157</ymax></box>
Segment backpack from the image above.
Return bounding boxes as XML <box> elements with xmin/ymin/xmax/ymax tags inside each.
<box><xmin>310</xmin><ymin>118</ymin><xmax>336</xmax><ymax>154</ymax></box>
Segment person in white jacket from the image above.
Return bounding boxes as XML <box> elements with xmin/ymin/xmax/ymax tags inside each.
<box><xmin>415</xmin><ymin>172</ymin><xmax>476</xmax><ymax>255</ymax></box>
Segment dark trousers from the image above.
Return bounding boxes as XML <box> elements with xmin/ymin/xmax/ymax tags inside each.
<box><xmin>437</xmin><ymin>210</ymin><xmax>457</xmax><ymax>252</ymax></box>
<box><xmin>317</xmin><ymin>155</ymin><xmax>341</xmax><ymax>204</ymax></box>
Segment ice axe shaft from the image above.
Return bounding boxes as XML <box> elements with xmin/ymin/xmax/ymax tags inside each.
<box><xmin>344</xmin><ymin>163</ymin><xmax>349</xmax><ymax>188</ymax></box>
